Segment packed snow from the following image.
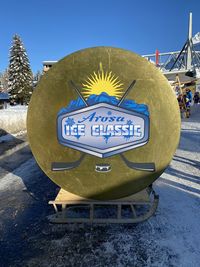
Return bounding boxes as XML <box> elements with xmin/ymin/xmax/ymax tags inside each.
<box><xmin>0</xmin><ymin>105</ymin><xmax>27</xmax><ymax>135</ymax></box>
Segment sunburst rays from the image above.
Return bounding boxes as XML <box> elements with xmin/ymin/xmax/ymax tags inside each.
<box><xmin>82</xmin><ymin>64</ymin><xmax>124</xmax><ymax>99</ymax></box>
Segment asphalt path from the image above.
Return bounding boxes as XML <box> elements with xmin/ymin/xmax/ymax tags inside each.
<box><xmin>0</xmin><ymin>105</ymin><xmax>199</xmax><ymax>267</ymax></box>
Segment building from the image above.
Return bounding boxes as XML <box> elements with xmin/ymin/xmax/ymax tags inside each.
<box><xmin>0</xmin><ymin>92</ymin><xmax>9</xmax><ymax>109</ymax></box>
<box><xmin>42</xmin><ymin>61</ymin><xmax>57</xmax><ymax>73</ymax></box>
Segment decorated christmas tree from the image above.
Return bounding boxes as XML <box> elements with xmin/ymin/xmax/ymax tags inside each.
<box><xmin>8</xmin><ymin>34</ymin><xmax>33</xmax><ymax>104</ymax></box>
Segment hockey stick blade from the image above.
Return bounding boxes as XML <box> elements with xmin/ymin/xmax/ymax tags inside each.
<box><xmin>51</xmin><ymin>153</ymin><xmax>86</xmax><ymax>171</ymax></box>
<box><xmin>120</xmin><ymin>154</ymin><xmax>155</xmax><ymax>172</ymax></box>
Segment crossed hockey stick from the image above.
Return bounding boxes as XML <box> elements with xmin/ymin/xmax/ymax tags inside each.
<box><xmin>52</xmin><ymin>80</ymin><xmax>155</xmax><ymax>172</ymax></box>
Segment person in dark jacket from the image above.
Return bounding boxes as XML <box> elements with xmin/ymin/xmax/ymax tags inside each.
<box><xmin>186</xmin><ymin>88</ymin><xmax>192</xmax><ymax>104</ymax></box>
<box><xmin>193</xmin><ymin>92</ymin><xmax>200</xmax><ymax>104</ymax></box>
<box><xmin>183</xmin><ymin>93</ymin><xmax>191</xmax><ymax>118</ymax></box>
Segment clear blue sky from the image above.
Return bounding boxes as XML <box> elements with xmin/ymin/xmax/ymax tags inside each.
<box><xmin>0</xmin><ymin>0</ymin><xmax>200</xmax><ymax>73</ymax></box>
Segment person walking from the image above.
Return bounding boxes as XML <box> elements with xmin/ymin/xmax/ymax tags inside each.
<box><xmin>186</xmin><ymin>88</ymin><xmax>192</xmax><ymax>104</ymax></box>
<box><xmin>183</xmin><ymin>93</ymin><xmax>191</xmax><ymax>118</ymax></box>
<box><xmin>193</xmin><ymin>92</ymin><xmax>200</xmax><ymax>104</ymax></box>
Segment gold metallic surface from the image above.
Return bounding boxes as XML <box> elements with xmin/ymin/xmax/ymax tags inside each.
<box><xmin>27</xmin><ymin>47</ymin><xmax>181</xmax><ymax>200</ymax></box>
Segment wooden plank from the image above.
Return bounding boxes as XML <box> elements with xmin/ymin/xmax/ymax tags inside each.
<box><xmin>117</xmin><ymin>204</ymin><xmax>121</xmax><ymax>219</ymax></box>
<box><xmin>54</xmin><ymin>188</ymin><xmax>150</xmax><ymax>203</ymax></box>
<box><xmin>49</xmin><ymin>200</ymin><xmax>151</xmax><ymax>205</ymax></box>
<box><xmin>130</xmin><ymin>204</ymin><xmax>137</xmax><ymax>218</ymax></box>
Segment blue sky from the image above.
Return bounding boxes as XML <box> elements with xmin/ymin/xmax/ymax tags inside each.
<box><xmin>0</xmin><ymin>0</ymin><xmax>199</xmax><ymax>73</ymax></box>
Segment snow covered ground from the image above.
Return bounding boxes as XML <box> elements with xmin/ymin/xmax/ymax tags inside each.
<box><xmin>0</xmin><ymin>105</ymin><xmax>199</xmax><ymax>267</ymax></box>
<box><xmin>0</xmin><ymin>105</ymin><xmax>27</xmax><ymax>136</ymax></box>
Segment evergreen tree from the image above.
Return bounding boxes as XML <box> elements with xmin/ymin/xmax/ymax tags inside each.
<box><xmin>0</xmin><ymin>69</ymin><xmax>9</xmax><ymax>93</ymax></box>
<box><xmin>34</xmin><ymin>70</ymin><xmax>42</xmax><ymax>82</ymax></box>
<box><xmin>8</xmin><ymin>34</ymin><xmax>33</xmax><ymax>104</ymax></box>
<box><xmin>32</xmin><ymin>70</ymin><xmax>42</xmax><ymax>88</ymax></box>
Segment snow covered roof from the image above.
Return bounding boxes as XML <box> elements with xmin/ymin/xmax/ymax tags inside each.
<box><xmin>42</xmin><ymin>61</ymin><xmax>57</xmax><ymax>65</ymax></box>
<box><xmin>192</xmin><ymin>32</ymin><xmax>200</xmax><ymax>44</ymax></box>
<box><xmin>0</xmin><ymin>92</ymin><xmax>9</xmax><ymax>100</ymax></box>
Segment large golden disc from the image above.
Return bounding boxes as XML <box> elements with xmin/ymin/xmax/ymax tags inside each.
<box><xmin>27</xmin><ymin>47</ymin><xmax>180</xmax><ymax>200</ymax></box>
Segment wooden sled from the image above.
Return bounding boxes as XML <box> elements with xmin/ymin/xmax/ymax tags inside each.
<box><xmin>48</xmin><ymin>185</ymin><xmax>159</xmax><ymax>224</ymax></box>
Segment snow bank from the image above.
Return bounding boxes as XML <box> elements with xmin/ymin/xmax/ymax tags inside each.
<box><xmin>0</xmin><ymin>105</ymin><xmax>27</xmax><ymax>135</ymax></box>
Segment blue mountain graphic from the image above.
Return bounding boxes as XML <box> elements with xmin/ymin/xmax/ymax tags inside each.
<box><xmin>58</xmin><ymin>92</ymin><xmax>149</xmax><ymax>116</ymax></box>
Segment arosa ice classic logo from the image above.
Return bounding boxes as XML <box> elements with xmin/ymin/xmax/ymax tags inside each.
<box><xmin>57</xmin><ymin>102</ymin><xmax>149</xmax><ymax>158</ymax></box>
<box><xmin>56</xmin><ymin>64</ymin><xmax>150</xmax><ymax>158</ymax></box>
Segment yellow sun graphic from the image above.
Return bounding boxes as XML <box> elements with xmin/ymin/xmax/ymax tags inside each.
<box><xmin>82</xmin><ymin>63</ymin><xmax>124</xmax><ymax>99</ymax></box>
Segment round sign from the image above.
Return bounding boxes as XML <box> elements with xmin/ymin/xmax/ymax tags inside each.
<box><xmin>27</xmin><ymin>47</ymin><xmax>180</xmax><ymax>200</ymax></box>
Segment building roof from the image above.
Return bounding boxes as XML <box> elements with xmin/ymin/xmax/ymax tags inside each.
<box><xmin>42</xmin><ymin>61</ymin><xmax>57</xmax><ymax>65</ymax></box>
<box><xmin>164</xmin><ymin>70</ymin><xmax>197</xmax><ymax>83</ymax></box>
<box><xmin>0</xmin><ymin>92</ymin><xmax>9</xmax><ymax>100</ymax></box>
